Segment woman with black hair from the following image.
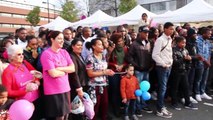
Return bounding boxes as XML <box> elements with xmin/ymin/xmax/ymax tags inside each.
<box><xmin>85</xmin><ymin>38</ymin><xmax>115</xmax><ymax>120</ymax></box>
<box><xmin>67</xmin><ymin>38</ymin><xmax>88</xmax><ymax>120</ymax></box>
<box><xmin>108</xmin><ymin>33</ymin><xmax>128</xmax><ymax>117</ymax></box>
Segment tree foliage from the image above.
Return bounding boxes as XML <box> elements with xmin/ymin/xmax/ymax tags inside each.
<box><xmin>118</xmin><ymin>0</ymin><xmax>137</xmax><ymax>14</ymax></box>
<box><xmin>26</xmin><ymin>6</ymin><xmax>40</xmax><ymax>26</ymax></box>
<box><xmin>60</xmin><ymin>1</ymin><xmax>78</xmax><ymax>22</ymax></box>
<box><xmin>89</xmin><ymin>0</ymin><xmax>118</xmax><ymax>16</ymax></box>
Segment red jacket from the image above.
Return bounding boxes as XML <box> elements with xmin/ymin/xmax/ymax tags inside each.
<box><xmin>2</xmin><ymin>60</ymin><xmax>39</xmax><ymax>99</ymax></box>
<box><xmin>120</xmin><ymin>75</ymin><xmax>140</xmax><ymax>99</ymax></box>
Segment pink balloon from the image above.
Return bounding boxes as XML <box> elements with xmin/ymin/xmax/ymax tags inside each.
<box><xmin>151</xmin><ymin>21</ymin><xmax>157</xmax><ymax>27</ymax></box>
<box><xmin>9</xmin><ymin>99</ymin><xmax>35</xmax><ymax>120</ymax></box>
<box><xmin>93</xmin><ymin>24</ymin><xmax>99</xmax><ymax>28</ymax></box>
<box><xmin>81</xmin><ymin>15</ymin><xmax>86</xmax><ymax>20</ymax></box>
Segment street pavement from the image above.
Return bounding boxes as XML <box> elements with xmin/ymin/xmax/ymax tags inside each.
<box><xmin>107</xmin><ymin>94</ymin><xmax>213</xmax><ymax>120</ymax></box>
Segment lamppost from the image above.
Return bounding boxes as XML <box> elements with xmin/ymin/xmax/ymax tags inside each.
<box><xmin>42</xmin><ymin>0</ymin><xmax>50</xmax><ymax>23</ymax></box>
<box><xmin>43</xmin><ymin>0</ymin><xmax>56</xmax><ymax>21</ymax></box>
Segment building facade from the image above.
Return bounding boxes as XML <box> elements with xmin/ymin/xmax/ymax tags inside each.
<box><xmin>0</xmin><ymin>0</ymin><xmax>58</xmax><ymax>36</ymax></box>
<box><xmin>138</xmin><ymin>0</ymin><xmax>213</xmax><ymax>14</ymax></box>
<box><xmin>89</xmin><ymin>0</ymin><xmax>213</xmax><ymax>16</ymax></box>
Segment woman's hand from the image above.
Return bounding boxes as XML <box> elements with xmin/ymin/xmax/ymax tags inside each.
<box><xmin>31</xmin><ymin>49</ymin><xmax>38</xmax><ymax>59</ymax></box>
<box><xmin>116</xmin><ymin>65</ymin><xmax>123</xmax><ymax>72</ymax></box>
<box><xmin>76</xmin><ymin>87</ymin><xmax>84</xmax><ymax>99</ymax></box>
<box><xmin>26</xmin><ymin>83</ymin><xmax>39</xmax><ymax>92</ymax></box>
<box><xmin>105</xmin><ymin>69</ymin><xmax>115</xmax><ymax>76</ymax></box>
<box><xmin>30</xmin><ymin>70</ymin><xmax>42</xmax><ymax>79</ymax></box>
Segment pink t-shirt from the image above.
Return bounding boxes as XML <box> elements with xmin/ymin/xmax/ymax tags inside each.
<box><xmin>8</xmin><ymin>64</ymin><xmax>39</xmax><ymax>102</ymax></box>
<box><xmin>40</xmin><ymin>48</ymin><xmax>73</xmax><ymax>95</ymax></box>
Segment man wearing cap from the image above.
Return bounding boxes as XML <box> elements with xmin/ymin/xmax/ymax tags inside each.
<box><xmin>152</xmin><ymin>22</ymin><xmax>174</xmax><ymax>118</ymax></box>
<box><xmin>127</xmin><ymin>25</ymin><xmax>153</xmax><ymax>117</ymax></box>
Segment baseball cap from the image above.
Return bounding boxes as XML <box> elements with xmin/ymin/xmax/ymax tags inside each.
<box><xmin>138</xmin><ymin>26</ymin><xmax>150</xmax><ymax>33</ymax></box>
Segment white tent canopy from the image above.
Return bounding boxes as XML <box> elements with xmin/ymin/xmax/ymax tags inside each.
<box><xmin>153</xmin><ymin>0</ymin><xmax>213</xmax><ymax>23</ymax></box>
<box><xmin>41</xmin><ymin>16</ymin><xmax>73</xmax><ymax>31</ymax></box>
<box><xmin>72</xmin><ymin>10</ymin><xmax>115</xmax><ymax>27</ymax></box>
<box><xmin>104</xmin><ymin>5</ymin><xmax>156</xmax><ymax>26</ymax></box>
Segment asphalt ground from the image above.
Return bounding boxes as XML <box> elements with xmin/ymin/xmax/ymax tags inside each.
<box><xmin>107</xmin><ymin>94</ymin><xmax>213</xmax><ymax>120</ymax></box>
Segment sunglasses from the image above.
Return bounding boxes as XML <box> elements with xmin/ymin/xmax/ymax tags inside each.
<box><xmin>17</xmin><ymin>53</ymin><xmax>24</xmax><ymax>56</ymax></box>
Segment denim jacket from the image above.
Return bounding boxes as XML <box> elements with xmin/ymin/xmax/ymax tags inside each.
<box><xmin>196</xmin><ymin>35</ymin><xmax>212</xmax><ymax>68</ymax></box>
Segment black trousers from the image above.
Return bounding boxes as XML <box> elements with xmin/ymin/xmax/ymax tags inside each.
<box><xmin>170</xmin><ymin>71</ymin><xmax>190</xmax><ymax>105</ymax></box>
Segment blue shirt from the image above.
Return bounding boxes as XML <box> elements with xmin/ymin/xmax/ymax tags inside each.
<box><xmin>196</xmin><ymin>35</ymin><xmax>212</xmax><ymax>66</ymax></box>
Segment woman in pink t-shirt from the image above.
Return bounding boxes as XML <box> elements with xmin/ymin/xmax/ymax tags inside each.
<box><xmin>40</xmin><ymin>31</ymin><xmax>75</xmax><ymax>120</ymax></box>
<box><xmin>2</xmin><ymin>44</ymin><xmax>41</xmax><ymax>120</ymax></box>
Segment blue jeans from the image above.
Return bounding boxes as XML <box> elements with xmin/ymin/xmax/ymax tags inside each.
<box><xmin>194</xmin><ymin>67</ymin><xmax>209</xmax><ymax>94</ymax></box>
<box><xmin>155</xmin><ymin>66</ymin><xmax>171</xmax><ymax>111</ymax></box>
<box><xmin>124</xmin><ymin>99</ymin><xmax>136</xmax><ymax>116</ymax></box>
<box><xmin>135</xmin><ymin>71</ymin><xmax>149</xmax><ymax>110</ymax></box>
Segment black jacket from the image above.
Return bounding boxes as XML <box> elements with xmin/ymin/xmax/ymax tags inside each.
<box><xmin>68</xmin><ymin>51</ymin><xmax>89</xmax><ymax>89</ymax></box>
<box><xmin>23</xmin><ymin>49</ymin><xmax>39</xmax><ymax>69</ymax></box>
<box><xmin>172</xmin><ymin>46</ymin><xmax>191</xmax><ymax>72</ymax></box>
<box><xmin>185</xmin><ymin>39</ymin><xmax>199</xmax><ymax>68</ymax></box>
<box><xmin>127</xmin><ymin>38</ymin><xmax>152</xmax><ymax>71</ymax></box>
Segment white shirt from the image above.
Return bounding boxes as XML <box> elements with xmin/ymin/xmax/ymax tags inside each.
<box><xmin>81</xmin><ymin>36</ymin><xmax>94</xmax><ymax>60</ymax></box>
<box><xmin>152</xmin><ymin>33</ymin><xmax>173</xmax><ymax>67</ymax></box>
<box><xmin>17</xmin><ymin>38</ymin><xmax>27</xmax><ymax>50</ymax></box>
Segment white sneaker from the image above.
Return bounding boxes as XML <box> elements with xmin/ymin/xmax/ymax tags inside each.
<box><xmin>190</xmin><ymin>97</ymin><xmax>198</xmax><ymax>104</ymax></box>
<box><xmin>201</xmin><ymin>93</ymin><xmax>212</xmax><ymax>100</ymax></box>
<box><xmin>195</xmin><ymin>94</ymin><xmax>202</xmax><ymax>102</ymax></box>
<box><xmin>124</xmin><ymin>116</ymin><xmax>130</xmax><ymax>120</ymax></box>
<box><xmin>181</xmin><ymin>98</ymin><xmax>185</xmax><ymax>104</ymax></box>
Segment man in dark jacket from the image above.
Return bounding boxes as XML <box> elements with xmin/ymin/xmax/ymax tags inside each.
<box><xmin>63</xmin><ymin>28</ymin><xmax>73</xmax><ymax>50</ymax></box>
<box><xmin>127</xmin><ymin>25</ymin><xmax>153</xmax><ymax>117</ymax></box>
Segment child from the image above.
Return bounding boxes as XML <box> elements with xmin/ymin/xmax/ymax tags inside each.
<box><xmin>0</xmin><ymin>84</ymin><xmax>14</xmax><ymax>120</ymax></box>
<box><xmin>171</xmin><ymin>36</ymin><xmax>198</xmax><ymax>110</ymax></box>
<box><xmin>120</xmin><ymin>64</ymin><xmax>140</xmax><ymax>120</ymax></box>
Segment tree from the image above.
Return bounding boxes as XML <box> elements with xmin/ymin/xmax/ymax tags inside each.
<box><xmin>89</xmin><ymin>0</ymin><xmax>119</xmax><ymax>16</ymax></box>
<box><xmin>60</xmin><ymin>1</ymin><xmax>78</xmax><ymax>22</ymax></box>
<box><xmin>118</xmin><ymin>0</ymin><xmax>137</xmax><ymax>14</ymax></box>
<box><xmin>26</xmin><ymin>6</ymin><xmax>40</xmax><ymax>26</ymax></box>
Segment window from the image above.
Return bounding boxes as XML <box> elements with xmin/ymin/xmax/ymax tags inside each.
<box><xmin>13</xmin><ymin>24</ymin><xmax>22</xmax><ymax>28</ymax></box>
<box><xmin>150</xmin><ymin>2</ymin><xmax>166</xmax><ymax>12</ymax></box>
<box><xmin>169</xmin><ymin>1</ymin><xmax>176</xmax><ymax>11</ymax></box>
<box><xmin>13</xmin><ymin>14</ymin><xmax>26</xmax><ymax>18</ymax></box>
<box><xmin>0</xmin><ymin>13</ymin><xmax>12</xmax><ymax>17</ymax></box>
<box><xmin>142</xmin><ymin>4</ymin><xmax>150</xmax><ymax>11</ymax></box>
<box><xmin>2</xmin><ymin>24</ymin><xmax>12</xmax><ymax>28</ymax></box>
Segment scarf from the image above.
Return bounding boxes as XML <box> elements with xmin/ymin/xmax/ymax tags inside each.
<box><xmin>115</xmin><ymin>46</ymin><xmax>125</xmax><ymax>65</ymax></box>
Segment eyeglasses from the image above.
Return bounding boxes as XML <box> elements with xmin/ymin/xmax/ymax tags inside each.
<box><xmin>17</xmin><ymin>53</ymin><xmax>23</xmax><ymax>56</ymax></box>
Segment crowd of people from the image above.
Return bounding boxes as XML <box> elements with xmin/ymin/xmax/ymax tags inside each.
<box><xmin>0</xmin><ymin>13</ymin><xmax>213</xmax><ymax>120</ymax></box>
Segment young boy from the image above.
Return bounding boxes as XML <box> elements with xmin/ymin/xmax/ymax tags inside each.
<box><xmin>120</xmin><ymin>64</ymin><xmax>140</xmax><ymax>120</ymax></box>
<box><xmin>171</xmin><ymin>36</ymin><xmax>198</xmax><ymax>110</ymax></box>
<box><xmin>0</xmin><ymin>84</ymin><xmax>14</xmax><ymax>120</ymax></box>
